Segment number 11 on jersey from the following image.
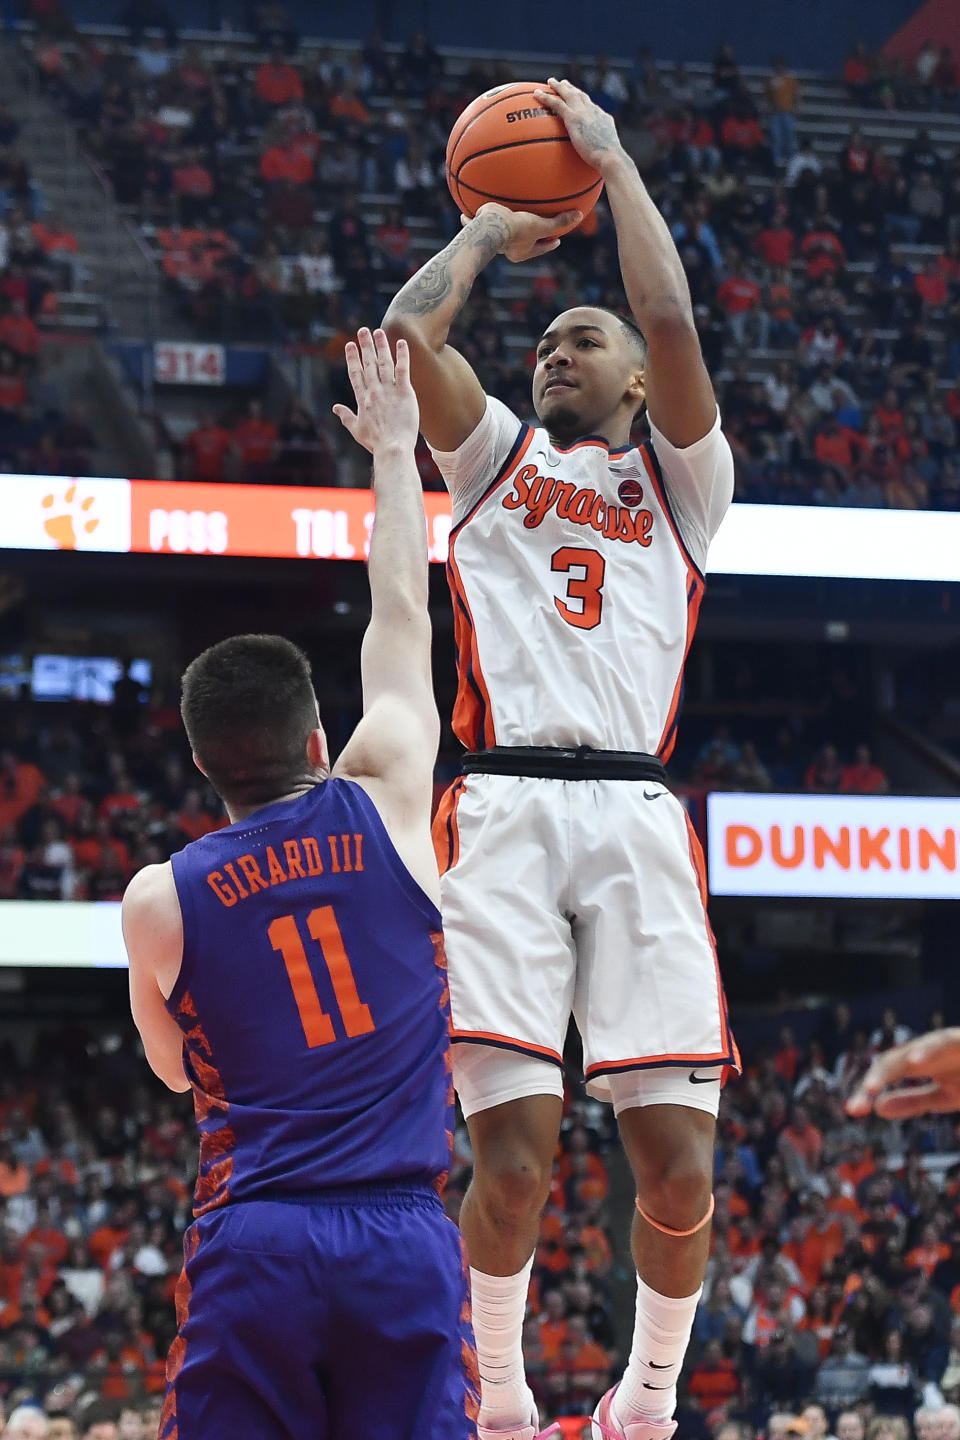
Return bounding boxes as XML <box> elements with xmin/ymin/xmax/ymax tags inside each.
<box><xmin>268</xmin><ymin>906</ymin><xmax>375</xmax><ymax>1047</ymax></box>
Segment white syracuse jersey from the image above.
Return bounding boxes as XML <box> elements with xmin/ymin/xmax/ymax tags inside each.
<box><xmin>431</xmin><ymin>395</ymin><xmax>735</xmax><ymax>759</ymax></box>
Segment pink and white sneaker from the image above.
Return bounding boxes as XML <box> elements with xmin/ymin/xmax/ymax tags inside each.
<box><xmin>591</xmin><ymin>1385</ymin><xmax>678</xmax><ymax>1440</ymax></box>
<box><xmin>478</xmin><ymin>1413</ymin><xmax>561</xmax><ymax>1440</ymax></box>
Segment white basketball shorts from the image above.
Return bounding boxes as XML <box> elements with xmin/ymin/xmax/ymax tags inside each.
<box><xmin>432</xmin><ymin>772</ymin><xmax>739</xmax><ymax>1105</ymax></box>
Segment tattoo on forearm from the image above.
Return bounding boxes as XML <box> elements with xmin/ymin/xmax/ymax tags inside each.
<box><xmin>390</xmin><ymin>212</ymin><xmax>511</xmax><ymax>317</ymax></box>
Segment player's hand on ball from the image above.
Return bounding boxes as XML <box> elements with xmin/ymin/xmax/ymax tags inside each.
<box><xmin>333</xmin><ymin>328</ymin><xmax>420</xmax><ymax>454</ymax></box>
<box><xmin>535</xmin><ymin>78</ymin><xmax>626</xmax><ymax>174</ymax></box>
<box><xmin>465</xmin><ymin>202</ymin><xmax>583</xmax><ymax>264</ymax></box>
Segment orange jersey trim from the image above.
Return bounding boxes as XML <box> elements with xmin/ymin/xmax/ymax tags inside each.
<box><xmin>451</xmin><ymin>1029</ymin><xmax>564</xmax><ymax>1067</ymax></box>
<box><xmin>656</xmin><ymin>574</ymin><xmax>704</xmax><ymax>763</ymax></box>
<box><xmin>432</xmin><ymin>777</ymin><xmax>466</xmax><ymax>876</ymax></box>
<box><xmin>447</xmin><ymin>424</ymin><xmax>536</xmax><ymax>750</ymax></box>
<box><xmin>447</xmin><ymin>550</ymin><xmax>497</xmax><ymax>750</ymax></box>
<box><xmin>684</xmin><ymin>811</ymin><xmax>741</xmax><ymax>1075</ymax></box>
<box><xmin>640</xmin><ymin>442</ymin><xmax>706</xmax><ymax>762</ymax></box>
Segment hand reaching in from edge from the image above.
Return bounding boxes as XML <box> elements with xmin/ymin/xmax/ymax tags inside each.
<box><xmin>847</xmin><ymin>1027</ymin><xmax>960</xmax><ymax>1119</ymax></box>
<box><xmin>333</xmin><ymin>327</ymin><xmax>420</xmax><ymax>455</ymax></box>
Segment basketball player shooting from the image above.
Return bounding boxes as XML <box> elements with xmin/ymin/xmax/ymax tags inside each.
<box><xmin>121</xmin><ymin>330</ymin><xmax>479</xmax><ymax>1440</ymax></box>
<box><xmin>385</xmin><ymin>79</ymin><xmax>739</xmax><ymax>1440</ymax></box>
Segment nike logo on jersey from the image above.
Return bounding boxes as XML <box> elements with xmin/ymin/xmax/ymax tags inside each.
<box><xmin>689</xmin><ymin>1071</ymin><xmax>720</xmax><ymax>1084</ymax></box>
<box><xmin>502</xmin><ymin>463</ymin><xmax>654</xmax><ymax>547</ymax></box>
<box><xmin>643</xmin><ymin>1382</ymin><xmax>673</xmax><ymax>1390</ymax></box>
<box><xmin>643</xmin><ymin>789</ymin><xmax>663</xmax><ymax>800</ymax></box>
<box><xmin>649</xmin><ymin>1362</ymin><xmax>674</xmax><ymax>1370</ymax></box>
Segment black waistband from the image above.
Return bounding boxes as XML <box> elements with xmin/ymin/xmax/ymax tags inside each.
<box><xmin>461</xmin><ymin>746</ymin><xmax>667</xmax><ymax>782</ymax></box>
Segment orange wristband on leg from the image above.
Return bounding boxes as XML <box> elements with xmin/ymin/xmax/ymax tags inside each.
<box><xmin>635</xmin><ymin>1192</ymin><xmax>715</xmax><ymax>1238</ymax></box>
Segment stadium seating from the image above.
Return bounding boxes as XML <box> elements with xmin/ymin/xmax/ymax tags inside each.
<box><xmin>11</xmin><ymin>23</ymin><xmax>960</xmax><ymax>506</ymax></box>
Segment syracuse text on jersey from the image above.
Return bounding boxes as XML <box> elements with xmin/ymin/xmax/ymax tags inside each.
<box><xmin>206</xmin><ymin>831</ymin><xmax>364</xmax><ymax>908</ymax></box>
<box><xmin>502</xmin><ymin>461</ymin><xmax>656</xmax><ymax>545</ymax></box>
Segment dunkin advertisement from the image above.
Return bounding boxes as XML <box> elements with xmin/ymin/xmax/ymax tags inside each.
<box><xmin>707</xmin><ymin>793</ymin><xmax>960</xmax><ymax>900</ymax></box>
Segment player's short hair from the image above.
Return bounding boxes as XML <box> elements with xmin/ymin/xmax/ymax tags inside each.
<box><xmin>599</xmin><ymin>307</ymin><xmax>647</xmax><ymax>364</ymax></box>
<box><xmin>180</xmin><ymin>634</ymin><xmax>319</xmax><ymax>808</ymax></box>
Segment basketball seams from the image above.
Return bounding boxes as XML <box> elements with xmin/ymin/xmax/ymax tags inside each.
<box><xmin>454</xmin><ymin>174</ymin><xmax>604</xmax><ymax>207</ymax></box>
<box><xmin>446</xmin><ymin>83</ymin><xmax>544</xmax><ymax>175</ymax></box>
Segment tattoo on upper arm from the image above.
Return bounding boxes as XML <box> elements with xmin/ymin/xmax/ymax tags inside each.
<box><xmin>390</xmin><ymin>212</ymin><xmax>511</xmax><ymax>318</ymax></box>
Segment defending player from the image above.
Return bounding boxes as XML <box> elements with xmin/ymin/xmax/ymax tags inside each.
<box><xmin>385</xmin><ymin>80</ymin><xmax>738</xmax><ymax>1440</ymax></box>
<box><xmin>122</xmin><ymin>330</ymin><xmax>479</xmax><ymax>1440</ymax></box>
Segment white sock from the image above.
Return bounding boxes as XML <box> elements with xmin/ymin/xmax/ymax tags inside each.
<box><xmin>614</xmin><ymin>1275</ymin><xmax>701</xmax><ymax>1426</ymax></box>
<box><xmin>470</xmin><ymin>1259</ymin><xmax>536</xmax><ymax>1427</ymax></box>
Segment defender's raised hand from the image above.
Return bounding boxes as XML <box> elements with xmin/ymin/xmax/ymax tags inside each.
<box><xmin>333</xmin><ymin>327</ymin><xmax>420</xmax><ymax>454</ymax></box>
<box><xmin>847</xmin><ymin>1027</ymin><xmax>960</xmax><ymax>1118</ymax></box>
<box><xmin>534</xmin><ymin>77</ymin><xmax>626</xmax><ymax>175</ymax></box>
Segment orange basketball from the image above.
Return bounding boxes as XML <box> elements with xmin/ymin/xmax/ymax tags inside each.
<box><xmin>446</xmin><ymin>81</ymin><xmax>604</xmax><ymax>221</ymax></box>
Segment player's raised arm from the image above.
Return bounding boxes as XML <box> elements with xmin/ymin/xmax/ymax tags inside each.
<box><xmin>332</xmin><ymin>329</ymin><xmax>439</xmax><ymax>802</ymax></box>
<box><xmin>383</xmin><ymin>203</ymin><xmax>581</xmax><ymax>450</ymax></box>
<box><xmin>536</xmin><ymin>78</ymin><xmax>716</xmax><ymax>448</ymax></box>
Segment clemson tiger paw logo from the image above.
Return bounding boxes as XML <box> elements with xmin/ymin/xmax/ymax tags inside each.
<box><xmin>42</xmin><ymin>483</ymin><xmax>99</xmax><ymax>549</ymax></box>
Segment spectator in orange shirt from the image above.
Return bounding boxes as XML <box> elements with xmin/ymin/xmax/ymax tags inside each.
<box><xmin>805</xmin><ymin>744</ymin><xmax>844</xmax><ymax>794</ymax></box>
<box><xmin>232</xmin><ymin>398</ymin><xmax>278</xmax><ymax>483</ymax></box>
<box><xmin>21</xmin><ymin>1202</ymin><xmax>69</xmax><ymax>1268</ymax></box>
<box><xmin>906</xmin><ymin>1222</ymin><xmax>951</xmax><ymax>1279</ymax></box>
<box><xmin>0</xmin><ymin>1140</ymin><xmax>29</xmax><ymax>1197</ymax></box>
<box><xmin>836</xmin><ymin>1140</ymin><xmax>875</xmax><ymax>1192</ymax></box>
<box><xmin>720</xmin><ymin>101</ymin><xmax>770</xmax><ymax>170</ymax></box>
<box><xmin>0</xmin><ymin>299</ymin><xmax>39</xmax><ymax>361</ymax></box>
<box><xmin>557</xmin><ymin>1127</ymin><xmax>608</xmax><ymax>1189</ymax></box>
<box><xmin>172</xmin><ymin>150</ymin><xmax>214</xmax><ymax>225</ymax></box>
<box><xmin>814</xmin><ymin>414</ymin><xmax>858</xmax><ymax>470</ymax></box>
<box><xmin>874</xmin><ymin>388</ymin><xmax>905</xmax><ymax>441</ymax></box>
<box><xmin>773</xmin><ymin>1026</ymin><xmax>801</xmax><ymax>1083</ymax></box>
<box><xmin>717</xmin><ymin>262</ymin><xmax>768</xmax><ymax>349</ymax></box>
<box><xmin>687</xmin><ymin>1337</ymin><xmax>742</xmax><ymax>1411</ymax></box>
<box><xmin>824</xmin><ymin>1166</ymin><xmax>862</xmax><ymax>1223</ymax></box>
<box><xmin>797</xmin><ymin>1196</ymin><xmax>844</xmax><ymax>1289</ymax></box>
<box><xmin>539</xmin><ymin>1289</ymin><xmax>570</xmax><ymax>1360</ymax></box>
<box><xmin>579</xmin><ymin>1221</ymin><xmax>613</xmax><ymax>1277</ymax></box>
<box><xmin>843</xmin><ymin>43</ymin><xmax>872</xmax><ymax>99</ymax></box>
<box><xmin>780</xmin><ymin>1103</ymin><xmax>823</xmax><ymax>1170</ymax></box>
<box><xmin>915</xmin><ymin>258</ymin><xmax>948</xmax><ymax>310</ymax></box>
<box><xmin>33</xmin><ymin>214</ymin><xmax>78</xmax><ymax>255</ymax></box>
<box><xmin>184</xmin><ymin>414</ymin><xmax>233</xmax><ymax>482</ymax></box>
<box><xmin>0</xmin><ymin>748</ymin><xmax>45</xmax><ymax>831</ymax></box>
<box><xmin>255</xmin><ymin>48</ymin><xmax>304</xmax><ymax>108</ymax></box>
<box><xmin>841</xmin><ymin>744</ymin><xmax>888</xmax><ymax>795</ymax></box>
<box><xmin>97</xmin><ymin>773</ymin><xmax>140</xmax><ymax>824</ymax></box>
<box><xmin>801</xmin><ymin>227</ymin><xmax>846</xmax><ymax>279</ymax></box>
<box><xmin>260</xmin><ymin>136</ymin><xmax>314</xmax><ymax>187</ymax></box>
<box><xmin>754</xmin><ymin>209</ymin><xmax>795</xmax><ymax>267</ymax></box>
<box><xmin>174</xmin><ymin>788</ymin><xmax>220</xmax><ymax>842</ymax></box>
<box><xmin>766</xmin><ymin>57</ymin><xmax>800</xmax><ymax>168</ymax></box>
<box><xmin>329</xmin><ymin>84</ymin><xmax>370</xmax><ymax>133</ymax></box>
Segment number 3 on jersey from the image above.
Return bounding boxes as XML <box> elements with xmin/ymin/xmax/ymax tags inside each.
<box><xmin>268</xmin><ymin>907</ymin><xmax>375</xmax><ymax>1047</ymax></box>
<box><xmin>552</xmin><ymin>546</ymin><xmax>605</xmax><ymax>630</ymax></box>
